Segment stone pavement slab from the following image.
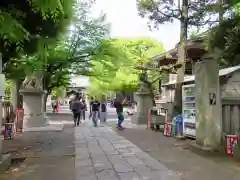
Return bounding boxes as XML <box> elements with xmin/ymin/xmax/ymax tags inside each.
<box><xmin>74</xmin><ymin>123</ymin><xmax>180</xmax><ymax>180</ymax></box>
<box><xmin>112</xmin><ymin>125</ymin><xmax>240</xmax><ymax>180</ymax></box>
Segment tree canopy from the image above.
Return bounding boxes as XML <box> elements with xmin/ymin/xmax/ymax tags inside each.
<box><xmin>4</xmin><ymin>0</ymin><xmax>111</xmax><ymax>96</ymax></box>
<box><xmin>87</xmin><ymin>37</ymin><xmax>165</xmax><ymax>98</ymax></box>
<box><xmin>0</xmin><ymin>0</ymin><xmax>73</xmax><ymax>70</ymax></box>
<box><xmin>206</xmin><ymin>3</ymin><xmax>240</xmax><ymax>67</ymax></box>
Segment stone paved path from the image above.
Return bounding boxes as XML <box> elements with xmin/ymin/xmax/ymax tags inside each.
<box><xmin>75</xmin><ymin>124</ymin><xmax>180</xmax><ymax>180</ymax></box>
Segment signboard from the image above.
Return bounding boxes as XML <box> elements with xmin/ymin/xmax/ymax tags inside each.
<box><xmin>209</xmin><ymin>93</ymin><xmax>216</xmax><ymax>105</ymax></box>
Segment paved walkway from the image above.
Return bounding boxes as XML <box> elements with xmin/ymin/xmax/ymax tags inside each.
<box><xmin>1</xmin><ymin>124</ymin><xmax>75</xmax><ymax>180</ymax></box>
<box><xmin>112</xmin><ymin>124</ymin><xmax>240</xmax><ymax>180</ymax></box>
<box><xmin>75</xmin><ymin>123</ymin><xmax>180</xmax><ymax>180</ymax></box>
<box><xmin>3</xmin><ymin>109</ymin><xmax>239</xmax><ymax>180</ymax></box>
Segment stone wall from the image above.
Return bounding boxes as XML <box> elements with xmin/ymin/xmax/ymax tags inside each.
<box><xmin>195</xmin><ymin>59</ymin><xmax>222</xmax><ymax>150</ymax></box>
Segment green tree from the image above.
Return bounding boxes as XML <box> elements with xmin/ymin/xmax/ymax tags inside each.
<box><xmin>87</xmin><ymin>37</ymin><xmax>165</xmax><ymax>98</ymax></box>
<box><xmin>207</xmin><ymin>2</ymin><xmax>240</xmax><ymax>67</ymax></box>
<box><xmin>4</xmin><ymin>80</ymin><xmax>12</xmax><ymax>101</ymax></box>
<box><xmin>1</xmin><ymin>0</ymin><xmax>73</xmax><ymax>66</ymax></box>
<box><xmin>51</xmin><ymin>86</ymin><xmax>66</xmax><ymax>99</ymax></box>
<box><xmin>189</xmin><ymin>29</ymin><xmax>202</xmax><ymax>40</ymax></box>
<box><xmin>1</xmin><ymin>0</ymin><xmax>74</xmax><ymax>109</ymax></box>
<box><xmin>9</xmin><ymin>0</ymin><xmax>114</xmax><ymax>109</ymax></box>
<box><xmin>136</xmin><ymin>0</ymin><xmax>233</xmax><ymax>113</ymax></box>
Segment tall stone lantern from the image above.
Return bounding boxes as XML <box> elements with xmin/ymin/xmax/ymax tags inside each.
<box><xmin>19</xmin><ymin>71</ymin><xmax>62</xmax><ymax>131</ymax></box>
<box><xmin>131</xmin><ymin>71</ymin><xmax>153</xmax><ymax>124</ymax></box>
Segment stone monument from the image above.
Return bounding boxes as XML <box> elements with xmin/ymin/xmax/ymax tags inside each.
<box><xmin>194</xmin><ymin>56</ymin><xmax>222</xmax><ymax>151</ymax></box>
<box><xmin>131</xmin><ymin>71</ymin><xmax>153</xmax><ymax>124</ymax></box>
<box><xmin>19</xmin><ymin>71</ymin><xmax>62</xmax><ymax>131</ymax></box>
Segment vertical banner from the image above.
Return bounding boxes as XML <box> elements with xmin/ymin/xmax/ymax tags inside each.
<box><xmin>225</xmin><ymin>135</ymin><xmax>239</xmax><ymax>156</ymax></box>
<box><xmin>16</xmin><ymin>108</ymin><xmax>24</xmax><ymax>132</ymax></box>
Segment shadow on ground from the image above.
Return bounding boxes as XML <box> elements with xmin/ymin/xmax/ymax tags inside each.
<box><xmin>110</xmin><ymin>124</ymin><xmax>240</xmax><ymax>180</ymax></box>
<box><xmin>1</xmin><ymin>124</ymin><xmax>75</xmax><ymax>180</ymax></box>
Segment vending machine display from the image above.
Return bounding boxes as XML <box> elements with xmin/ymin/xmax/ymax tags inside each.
<box><xmin>182</xmin><ymin>84</ymin><xmax>196</xmax><ymax>137</ymax></box>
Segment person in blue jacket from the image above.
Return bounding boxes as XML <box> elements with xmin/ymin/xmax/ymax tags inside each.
<box><xmin>114</xmin><ymin>97</ymin><xmax>126</xmax><ymax>130</ymax></box>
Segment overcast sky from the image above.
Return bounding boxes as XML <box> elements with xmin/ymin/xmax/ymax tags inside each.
<box><xmin>76</xmin><ymin>0</ymin><xmax>181</xmax><ymax>85</ymax></box>
<box><xmin>90</xmin><ymin>0</ymin><xmax>180</xmax><ymax>50</ymax></box>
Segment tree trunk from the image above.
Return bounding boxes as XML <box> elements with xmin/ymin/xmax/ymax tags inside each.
<box><xmin>42</xmin><ymin>76</ymin><xmax>49</xmax><ymax>112</ymax></box>
<box><xmin>10</xmin><ymin>79</ymin><xmax>22</xmax><ymax>109</ymax></box>
<box><xmin>158</xmin><ymin>80</ymin><xmax>162</xmax><ymax>94</ymax></box>
<box><xmin>172</xmin><ymin>0</ymin><xmax>188</xmax><ymax>115</ymax></box>
<box><xmin>43</xmin><ymin>92</ymin><xmax>48</xmax><ymax>112</ymax></box>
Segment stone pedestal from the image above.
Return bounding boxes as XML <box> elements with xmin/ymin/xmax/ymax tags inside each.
<box><xmin>19</xmin><ymin>88</ymin><xmax>63</xmax><ymax>132</ymax></box>
<box><xmin>131</xmin><ymin>91</ymin><xmax>152</xmax><ymax>124</ymax></box>
<box><xmin>195</xmin><ymin>59</ymin><xmax>222</xmax><ymax>150</ymax></box>
<box><xmin>19</xmin><ymin>88</ymin><xmax>47</xmax><ymax>128</ymax></box>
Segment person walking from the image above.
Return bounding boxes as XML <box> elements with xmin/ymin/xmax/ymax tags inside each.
<box><xmin>90</xmin><ymin>99</ymin><xmax>100</xmax><ymax>127</ymax></box>
<box><xmin>56</xmin><ymin>100</ymin><xmax>60</xmax><ymax>112</ymax></box>
<box><xmin>114</xmin><ymin>97</ymin><xmax>126</xmax><ymax>130</ymax></box>
<box><xmin>52</xmin><ymin>99</ymin><xmax>58</xmax><ymax>113</ymax></box>
<box><xmin>100</xmin><ymin>101</ymin><xmax>107</xmax><ymax>126</ymax></box>
<box><xmin>70</xmin><ymin>94</ymin><xmax>83</xmax><ymax>127</ymax></box>
<box><xmin>89</xmin><ymin>97</ymin><xmax>94</xmax><ymax>114</ymax></box>
<box><xmin>81</xmin><ymin>99</ymin><xmax>87</xmax><ymax>121</ymax></box>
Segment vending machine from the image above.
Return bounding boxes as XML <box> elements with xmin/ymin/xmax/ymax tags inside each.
<box><xmin>182</xmin><ymin>84</ymin><xmax>196</xmax><ymax>138</ymax></box>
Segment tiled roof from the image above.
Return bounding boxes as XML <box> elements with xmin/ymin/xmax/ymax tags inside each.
<box><xmin>162</xmin><ymin>65</ymin><xmax>240</xmax><ymax>86</ymax></box>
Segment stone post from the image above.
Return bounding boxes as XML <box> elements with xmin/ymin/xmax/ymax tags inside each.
<box><xmin>19</xmin><ymin>89</ymin><xmax>48</xmax><ymax>130</ymax></box>
<box><xmin>131</xmin><ymin>72</ymin><xmax>153</xmax><ymax>124</ymax></box>
<box><xmin>195</xmin><ymin>57</ymin><xmax>222</xmax><ymax>150</ymax></box>
<box><xmin>131</xmin><ymin>90</ymin><xmax>152</xmax><ymax>124</ymax></box>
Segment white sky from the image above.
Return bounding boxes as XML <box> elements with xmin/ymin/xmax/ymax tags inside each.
<box><xmin>76</xmin><ymin>0</ymin><xmax>181</xmax><ymax>86</ymax></box>
<box><xmin>90</xmin><ymin>0</ymin><xmax>180</xmax><ymax>50</ymax></box>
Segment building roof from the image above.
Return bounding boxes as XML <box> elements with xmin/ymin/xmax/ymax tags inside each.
<box><xmin>69</xmin><ymin>75</ymin><xmax>89</xmax><ymax>88</ymax></box>
<box><xmin>162</xmin><ymin>65</ymin><xmax>240</xmax><ymax>86</ymax></box>
<box><xmin>151</xmin><ymin>30</ymin><xmax>208</xmax><ymax>64</ymax></box>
